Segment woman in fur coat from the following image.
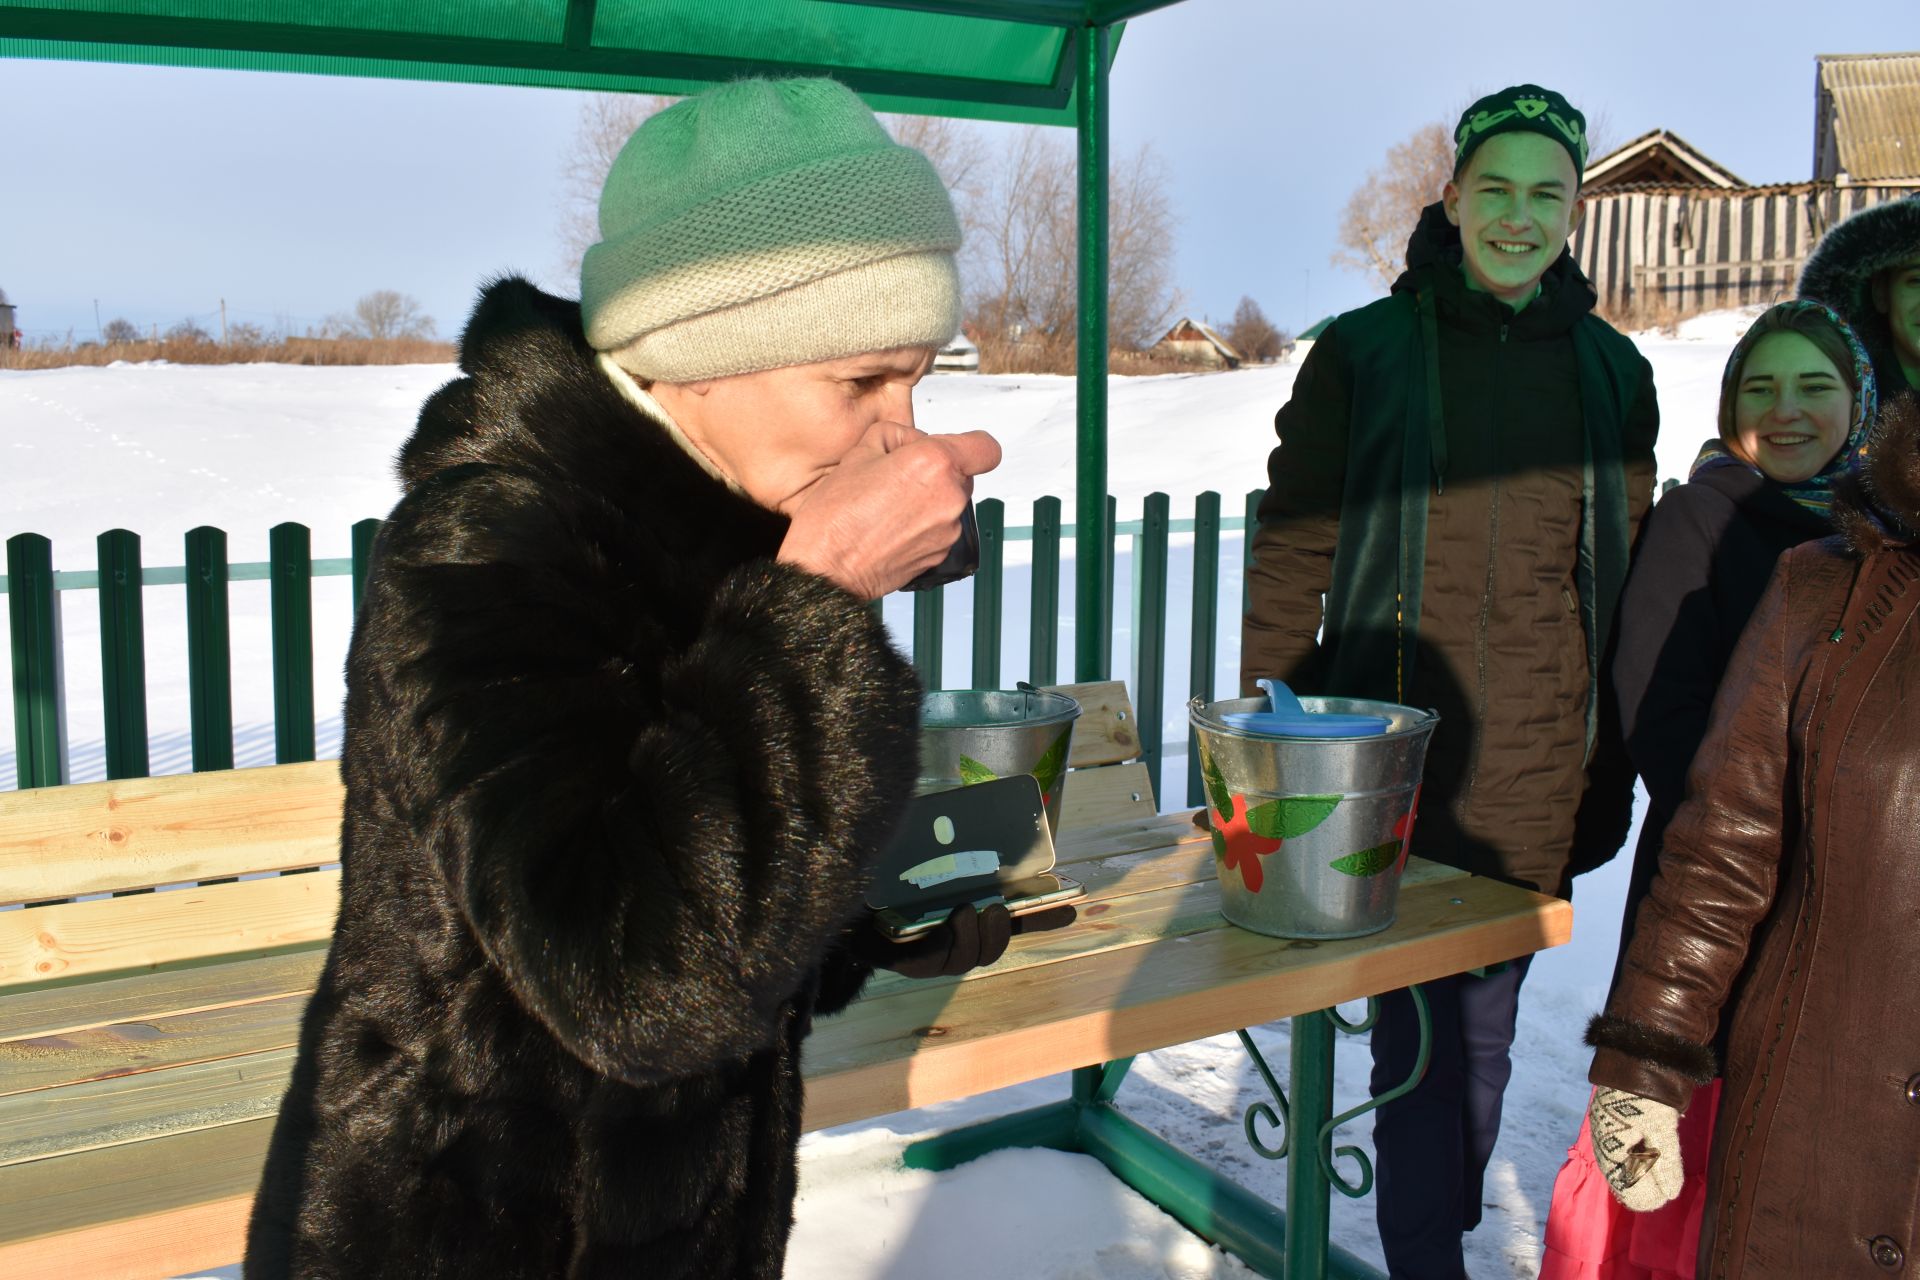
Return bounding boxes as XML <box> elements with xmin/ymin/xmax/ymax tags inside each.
<box><xmin>1799</xmin><ymin>194</ymin><xmax>1920</xmax><ymax>411</ymax></box>
<box><xmin>247</xmin><ymin>78</ymin><xmax>1014</xmax><ymax>1279</ymax></box>
<box><xmin>1582</xmin><ymin>391</ymin><xmax>1920</xmax><ymax>1277</ymax></box>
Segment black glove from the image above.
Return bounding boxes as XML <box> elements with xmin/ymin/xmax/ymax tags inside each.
<box><xmin>867</xmin><ymin>902</ymin><xmax>1078</xmax><ymax>980</ymax></box>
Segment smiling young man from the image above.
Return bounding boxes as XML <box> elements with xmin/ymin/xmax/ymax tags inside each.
<box><xmin>1242</xmin><ymin>85</ymin><xmax>1658</xmax><ymax>1278</ymax></box>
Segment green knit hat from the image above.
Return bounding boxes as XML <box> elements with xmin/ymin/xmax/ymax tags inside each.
<box><xmin>580</xmin><ymin>77</ymin><xmax>962</xmax><ymax>382</ymax></box>
<box><xmin>1453</xmin><ymin>84</ymin><xmax>1589</xmax><ymax>183</ymax></box>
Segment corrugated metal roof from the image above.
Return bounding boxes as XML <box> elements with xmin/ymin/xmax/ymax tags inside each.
<box><xmin>1820</xmin><ymin>52</ymin><xmax>1920</xmax><ymax>181</ymax></box>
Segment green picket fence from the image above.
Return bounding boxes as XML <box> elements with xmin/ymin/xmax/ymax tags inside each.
<box><xmin>4</xmin><ymin>491</ymin><xmax>1267</xmax><ymax>808</ymax></box>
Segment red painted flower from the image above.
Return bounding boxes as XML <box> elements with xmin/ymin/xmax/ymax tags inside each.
<box><xmin>1391</xmin><ymin>785</ymin><xmax>1423</xmax><ymax>875</ymax></box>
<box><xmin>1213</xmin><ymin>794</ymin><xmax>1284</xmax><ymax>894</ymax></box>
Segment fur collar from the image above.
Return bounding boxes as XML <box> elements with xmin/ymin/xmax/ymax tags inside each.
<box><xmin>1834</xmin><ymin>394</ymin><xmax>1920</xmax><ymax>554</ymax></box>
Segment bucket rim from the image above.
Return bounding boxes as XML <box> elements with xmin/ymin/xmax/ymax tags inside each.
<box><xmin>921</xmin><ymin>688</ymin><xmax>1083</xmax><ymax>730</ymax></box>
<box><xmin>1187</xmin><ymin>694</ymin><xmax>1438</xmax><ymax>742</ymax></box>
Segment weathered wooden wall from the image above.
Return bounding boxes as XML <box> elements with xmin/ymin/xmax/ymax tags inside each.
<box><xmin>1572</xmin><ymin>182</ymin><xmax>1916</xmax><ymax>321</ymax></box>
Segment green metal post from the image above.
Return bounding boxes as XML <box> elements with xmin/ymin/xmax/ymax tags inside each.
<box><xmin>1136</xmin><ymin>493</ymin><xmax>1168</xmax><ymax>800</ymax></box>
<box><xmin>1100</xmin><ymin>492</ymin><xmax>1116</xmax><ymax>679</ymax></box>
<box><xmin>351</xmin><ymin>517</ymin><xmax>382</xmax><ymax>614</ymax></box>
<box><xmin>1188</xmin><ymin>491</ymin><xmax>1221</xmax><ymax>807</ymax></box>
<box><xmin>1030</xmin><ymin>495</ymin><xmax>1061</xmax><ymax>686</ymax></box>
<box><xmin>900</xmin><ymin>1100</ymin><xmax>1081</xmax><ymax>1171</ymax></box>
<box><xmin>7</xmin><ymin>533</ymin><xmax>66</xmax><ymax>788</ymax></box>
<box><xmin>1287</xmin><ymin>1010</ymin><xmax>1338</xmax><ymax>1279</ymax></box>
<box><xmin>913</xmin><ymin>586</ymin><xmax>944</xmax><ymax>690</ymax></box>
<box><xmin>1072</xmin><ymin>23</ymin><xmax>1110</xmax><ymax>683</ymax></box>
<box><xmin>972</xmin><ymin>499</ymin><xmax>1004</xmax><ymax>689</ymax></box>
<box><xmin>96</xmin><ymin>529</ymin><xmax>150</xmax><ymax>779</ymax></box>
<box><xmin>184</xmin><ymin>526</ymin><xmax>234</xmax><ymax>772</ymax></box>
<box><xmin>270</xmin><ymin>521</ymin><xmax>316</xmax><ymax>764</ymax></box>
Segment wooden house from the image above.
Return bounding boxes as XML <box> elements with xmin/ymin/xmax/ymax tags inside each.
<box><xmin>1570</xmin><ymin>54</ymin><xmax>1918</xmax><ymax>324</ymax></box>
<box><xmin>1149</xmin><ymin>317</ymin><xmax>1242</xmax><ymax>369</ymax></box>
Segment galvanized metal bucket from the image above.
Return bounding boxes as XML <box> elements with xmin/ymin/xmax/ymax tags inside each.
<box><xmin>919</xmin><ymin>689</ymin><xmax>1081</xmax><ymax>835</ymax></box>
<box><xmin>1189</xmin><ymin>695</ymin><xmax>1439</xmax><ymax>939</ymax></box>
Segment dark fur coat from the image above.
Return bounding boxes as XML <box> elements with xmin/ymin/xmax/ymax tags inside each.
<box><xmin>1798</xmin><ymin>194</ymin><xmax>1920</xmax><ymax>404</ymax></box>
<box><xmin>246</xmin><ymin>278</ymin><xmax>922</xmax><ymax>1278</ymax></box>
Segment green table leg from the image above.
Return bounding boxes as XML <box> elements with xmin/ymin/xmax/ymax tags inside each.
<box><xmin>1285</xmin><ymin>1011</ymin><xmax>1336</xmax><ymax>1278</ymax></box>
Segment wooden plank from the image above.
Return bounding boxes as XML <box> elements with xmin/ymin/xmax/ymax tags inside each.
<box><xmin>803</xmin><ymin>873</ymin><xmax>1570</xmax><ymax>1129</ymax></box>
<box><xmin>0</xmin><ymin>948</ymin><xmax>327</xmax><ymax>1045</ymax></box>
<box><xmin>0</xmin><ymin>1192</ymin><xmax>253</xmax><ymax>1280</ymax></box>
<box><xmin>0</xmin><ymin>1118</ymin><xmax>268</xmax><ymax>1277</ymax></box>
<box><xmin>0</xmin><ymin>760</ymin><xmax>343</xmax><ymax>904</ymax></box>
<box><xmin>1</xmin><ymin>993</ymin><xmax>309</xmax><ymax>1098</ymax></box>
<box><xmin>0</xmin><ymin>1047</ymin><xmax>294</xmax><ymax>1167</ymax></box>
<box><xmin>0</xmin><ymin>872</ymin><xmax>340</xmax><ymax>990</ymax></box>
<box><xmin>1043</xmin><ymin>680</ymin><xmax>1139</xmax><ymax>768</ymax></box>
<box><xmin>1057</xmin><ymin>760</ymin><xmax>1155</xmax><ymax>830</ymax></box>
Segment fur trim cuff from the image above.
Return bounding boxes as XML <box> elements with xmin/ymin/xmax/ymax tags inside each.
<box><xmin>1585</xmin><ymin>1013</ymin><xmax>1718</xmax><ymax>1084</ymax></box>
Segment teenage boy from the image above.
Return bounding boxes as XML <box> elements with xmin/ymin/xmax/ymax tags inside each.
<box><xmin>1242</xmin><ymin>85</ymin><xmax>1659</xmax><ymax>1277</ymax></box>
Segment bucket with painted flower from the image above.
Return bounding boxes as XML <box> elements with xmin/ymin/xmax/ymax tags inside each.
<box><xmin>917</xmin><ymin>687</ymin><xmax>1080</xmax><ymax>835</ymax></box>
<box><xmin>1188</xmin><ymin>689</ymin><xmax>1437</xmax><ymax>939</ymax></box>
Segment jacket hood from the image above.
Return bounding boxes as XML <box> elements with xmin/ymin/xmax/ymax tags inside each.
<box><xmin>1797</xmin><ymin>196</ymin><xmax>1920</xmax><ymax>387</ymax></box>
<box><xmin>1394</xmin><ymin>201</ymin><xmax>1597</xmax><ymax>334</ymax></box>
<box><xmin>1834</xmin><ymin>393</ymin><xmax>1920</xmax><ymax>553</ymax></box>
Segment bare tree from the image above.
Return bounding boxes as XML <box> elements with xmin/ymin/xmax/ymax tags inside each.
<box><xmin>1332</xmin><ymin>122</ymin><xmax>1454</xmax><ymax>294</ymax></box>
<box><xmin>101</xmin><ymin>317</ymin><xmax>140</xmax><ymax>344</ymax></box>
<box><xmin>964</xmin><ymin>127</ymin><xmax>1181</xmax><ymax>370</ymax></box>
<box><xmin>556</xmin><ymin>93</ymin><xmax>678</xmax><ymax>279</ymax></box>
<box><xmin>166</xmin><ymin>318</ymin><xmax>213</xmax><ymax>344</ymax></box>
<box><xmin>327</xmin><ymin>291</ymin><xmax>436</xmax><ymax>341</ymax></box>
<box><xmin>1224</xmin><ymin>296</ymin><xmax>1287</xmax><ymax>364</ymax></box>
<box><xmin>226</xmin><ymin>321</ymin><xmax>270</xmax><ymax>346</ymax></box>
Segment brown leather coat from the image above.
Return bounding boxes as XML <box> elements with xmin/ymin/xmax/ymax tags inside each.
<box><xmin>1589</xmin><ymin>402</ymin><xmax>1920</xmax><ymax>1279</ymax></box>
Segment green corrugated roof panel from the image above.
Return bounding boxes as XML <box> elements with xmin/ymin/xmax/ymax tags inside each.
<box><xmin>0</xmin><ymin>0</ymin><xmax>1168</xmax><ymax>123</ymax></box>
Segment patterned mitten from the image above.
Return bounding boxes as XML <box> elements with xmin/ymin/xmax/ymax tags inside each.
<box><xmin>1589</xmin><ymin>1087</ymin><xmax>1684</xmax><ymax>1211</ymax></box>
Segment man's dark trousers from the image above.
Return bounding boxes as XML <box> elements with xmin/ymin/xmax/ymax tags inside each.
<box><xmin>1366</xmin><ymin>955</ymin><xmax>1533</xmax><ymax>1280</ymax></box>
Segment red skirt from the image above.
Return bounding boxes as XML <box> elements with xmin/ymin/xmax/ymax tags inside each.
<box><xmin>1538</xmin><ymin>1080</ymin><xmax>1720</xmax><ymax>1280</ymax></box>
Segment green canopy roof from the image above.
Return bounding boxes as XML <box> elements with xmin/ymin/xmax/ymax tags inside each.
<box><xmin>0</xmin><ymin>0</ymin><xmax>1173</xmax><ymax>123</ymax></box>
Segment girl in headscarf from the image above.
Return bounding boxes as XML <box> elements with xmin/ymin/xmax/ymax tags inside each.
<box><xmin>1541</xmin><ymin>299</ymin><xmax>1877</xmax><ymax>1280</ymax></box>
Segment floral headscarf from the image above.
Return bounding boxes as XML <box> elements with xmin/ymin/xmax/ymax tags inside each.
<box><xmin>1691</xmin><ymin>299</ymin><xmax>1879</xmax><ymax>518</ymax></box>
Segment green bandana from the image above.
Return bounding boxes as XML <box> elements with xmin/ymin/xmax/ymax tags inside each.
<box><xmin>1453</xmin><ymin>84</ymin><xmax>1588</xmax><ymax>182</ymax></box>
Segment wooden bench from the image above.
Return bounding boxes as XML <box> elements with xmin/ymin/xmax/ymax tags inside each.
<box><xmin>0</xmin><ymin>681</ymin><xmax>1156</xmax><ymax>1275</ymax></box>
<box><xmin>0</xmin><ymin>680</ymin><xmax>1571</xmax><ymax>1279</ymax></box>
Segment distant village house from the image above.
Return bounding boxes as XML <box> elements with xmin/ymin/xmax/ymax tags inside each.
<box><xmin>1149</xmin><ymin>317</ymin><xmax>1242</xmax><ymax>369</ymax></box>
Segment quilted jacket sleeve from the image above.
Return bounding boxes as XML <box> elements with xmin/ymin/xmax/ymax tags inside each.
<box><xmin>366</xmin><ymin>465</ymin><xmax>918</xmax><ymax>1086</ymax></box>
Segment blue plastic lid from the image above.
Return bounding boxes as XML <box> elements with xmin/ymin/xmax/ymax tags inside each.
<box><xmin>1227</xmin><ymin>679</ymin><xmax>1391</xmax><ymax>737</ymax></box>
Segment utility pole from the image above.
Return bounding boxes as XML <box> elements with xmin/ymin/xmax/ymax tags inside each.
<box><xmin>93</xmin><ymin>299</ymin><xmax>102</xmax><ymax>342</ymax></box>
<box><xmin>220</xmin><ymin>299</ymin><xmax>228</xmax><ymax>345</ymax></box>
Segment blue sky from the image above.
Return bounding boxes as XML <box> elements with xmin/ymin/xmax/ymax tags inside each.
<box><xmin>2</xmin><ymin>0</ymin><xmax>1910</xmax><ymax>345</ymax></box>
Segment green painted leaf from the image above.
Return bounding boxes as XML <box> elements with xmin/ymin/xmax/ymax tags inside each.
<box><xmin>1030</xmin><ymin>729</ymin><xmax>1072</xmax><ymax>799</ymax></box>
<box><xmin>1202</xmin><ymin>747</ymin><xmax>1232</xmax><ymax>817</ymax></box>
<box><xmin>1329</xmin><ymin>840</ymin><xmax>1401</xmax><ymax>878</ymax></box>
<box><xmin>1210</xmin><ymin>826</ymin><xmax>1228</xmax><ymax>862</ymax></box>
<box><xmin>1244</xmin><ymin>794</ymin><xmax>1342</xmax><ymax>840</ymax></box>
<box><xmin>957</xmin><ymin>755</ymin><xmax>998</xmax><ymax>787</ymax></box>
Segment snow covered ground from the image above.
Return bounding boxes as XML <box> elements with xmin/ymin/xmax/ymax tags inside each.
<box><xmin>1</xmin><ymin>307</ymin><xmax>1756</xmax><ymax>1278</ymax></box>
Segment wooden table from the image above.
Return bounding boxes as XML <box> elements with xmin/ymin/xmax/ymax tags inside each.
<box><xmin>0</xmin><ymin>804</ymin><xmax>1569</xmax><ymax>1280</ymax></box>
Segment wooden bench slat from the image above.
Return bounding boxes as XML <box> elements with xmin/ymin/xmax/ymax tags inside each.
<box><xmin>0</xmin><ymin>992</ymin><xmax>309</xmax><ymax>1098</ymax></box>
<box><xmin>0</xmin><ymin>871</ymin><xmax>341</xmax><ymax>991</ymax></box>
<box><xmin>1043</xmin><ymin>680</ymin><xmax>1142</xmax><ymax>770</ymax></box>
<box><xmin>0</xmin><ymin>761</ymin><xmax>343</xmax><ymax>903</ymax></box>
<box><xmin>0</xmin><ymin>1046</ymin><xmax>294</xmax><ymax>1168</ymax></box>
<box><xmin>0</xmin><ymin>1118</ymin><xmax>269</xmax><ymax>1277</ymax></box>
<box><xmin>1057</xmin><ymin>760</ymin><xmax>1155</xmax><ymax>831</ymax></box>
<box><xmin>0</xmin><ymin>947</ymin><xmax>328</xmax><ymax>1045</ymax></box>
